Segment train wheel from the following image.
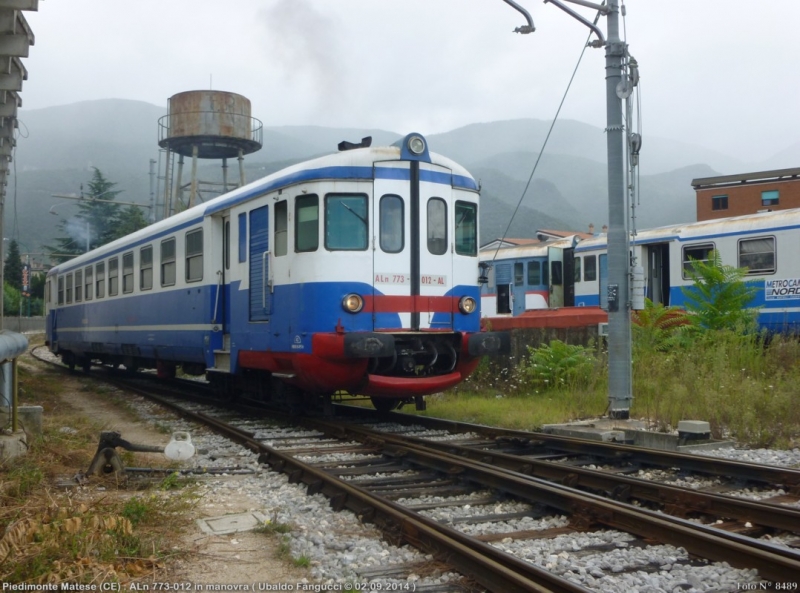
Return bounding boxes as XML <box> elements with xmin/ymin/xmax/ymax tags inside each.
<box><xmin>81</xmin><ymin>358</ymin><xmax>92</xmax><ymax>373</ymax></box>
<box><xmin>370</xmin><ymin>397</ymin><xmax>401</xmax><ymax>413</ymax></box>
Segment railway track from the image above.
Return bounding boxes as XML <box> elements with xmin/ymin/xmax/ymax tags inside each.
<box><xmin>33</xmin><ymin>350</ymin><xmax>800</xmax><ymax>590</ymax></box>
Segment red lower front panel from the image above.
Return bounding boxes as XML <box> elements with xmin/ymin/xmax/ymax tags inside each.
<box><xmin>237</xmin><ymin>333</ymin><xmax>480</xmax><ymax>399</ymax></box>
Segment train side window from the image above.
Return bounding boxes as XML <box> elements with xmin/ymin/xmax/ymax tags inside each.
<box><xmin>325</xmin><ymin>194</ymin><xmax>368</xmax><ymax>251</ymax></box>
<box><xmin>275</xmin><ymin>201</ymin><xmax>288</xmax><ymax>256</ymax></box>
<box><xmin>57</xmin><ymin>276</ymin><xmax>64</xmax><ymax>305</ymax></box>
<box><xmin>84</xmin><ymin>266</ymin><xmax>93</xmax><ymax>301</ymax></box>
<box><xmin>455</xmin><ymin>201</ymin><xmax>477</xmax><ymax>256</ymax></box>
<box><xmin>574</xmin><ymin>257</ymin><xmax>582</xmax><ymax>283</ymax></box>
<box><xmin>682</xmin><ymin>243</ymin><xmax>715</xmax><ymax>279</ymax></box>
<box><xmin>295</xmin><ymin>195</ymin><xmax>319</xmax><ymax>252</ymax></box>
<box><xmin>584</xmin><ymin>255</ymin><xmax>597</xmax><ymax>281</ymax></box>
<box><xmin>739</xmin><ymin>236</ymin><xmax>775</xmax><ymax>274</ymax></box>
<box><xmin>140</xmin><ymin>246</ymin><xmax>153</xmax><ymax>290</ymax></box>
<box><xmin>551</xmin><ymin>261</ymin><xmax>563</xmax><ymax>285</ymax></box>
<box><xmin>66</xmin><ymin>273</ymin><xmax>73</xmax><ymax>304</ymax></box>
<box><xmin>75</xmin><ymin>270</ymin><xmax>83</xmax><ymax>302</ymax></box>
<box><xmin>123</xmin><ymin>252</ymin><xmax>134</xmax><ymax>293</ymax></box>
<box><xmin>223</xmin><ymin>220</ymin><xmax>231</xmax><ymax>270</ymax></box>
<box><xmin>46</xmin><ymin>279</ymin><xmax>51</xmax><ymax>305</ymax></box>
<box><xmin>108</xmin><ymin>257</ymin><xmax>119</xmax><ymax>296</ymax></box>
<box><xmin>514</xmin><ymin>262</ymin><xmax>524</xmax><ymax>286</ymax></box>
<box><xmin>527</xmin><ymin>261</ymin><xmax>541</xmax><ymax>285</ymax></box>
<box><xmin>186</xmin><ymin>229</ymin><xmax>203</xmax><ymax>282</ymax></box>
<box><xmin>161</xmin><ymin>238</ymin><xmax>176</xmax><ymax>286</ymax></box>
<box><xmin>238</xmin><ymin>213</ymin><xmax>247</xmax><ymax>262</ymax></box>
<box><xmin>542</xmin><ymin>261</ymin><xmax>549</xmax><ymax>286</ymax></box>
<box><xmin>379</xmin><ymin>195</ymin><xmax>404</xmax><ymax>253</ymax></box>
<box><xmin>96</xmin><ymin>262</ymin><xmax>105</xmax><ymax>298</ymax></box>
<box><xmin>427</xmin><ymin>198</ymin><xmax>447</xmax><ymax>255</ymax></box>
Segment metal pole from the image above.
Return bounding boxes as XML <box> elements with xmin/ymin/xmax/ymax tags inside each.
<box><xmin>604</xmin><ymin>0</ymin><xmax>632</xmax><ymax>417</ymax></box>
<box><xmin>175</xmin><ymin>153</ymin><xmax>185</xmax><ymax>212</ymax></box>
<box><xmin>222</xmin><ymin>157</ymin><xmax>228</xmax><ymax>194</ymax></box>
<box><xmin>149</xmin><ymin>158</ymin><xmax>157</xmax><ymax>223</ymax></box>
<box><xmin>189</xmin><ymin>145</ymin><xmax>199</xmax><ymax>208</ymax></box>
<box><xmin>238</xmin><ymin>148</ymin><xmax>245</xmax><ymax>187</ymax></box>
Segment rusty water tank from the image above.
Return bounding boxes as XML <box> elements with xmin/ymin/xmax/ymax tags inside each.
<box><xmin>158</xmin><ymin>90</ymin><xmax>263</xmax><ymax>159</ymax></box>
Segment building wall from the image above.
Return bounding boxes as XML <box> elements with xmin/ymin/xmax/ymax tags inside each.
<box><xmin>696</xmin><ymin>178</ymin><xmax>800</xmax><ymax>221</ymax></box>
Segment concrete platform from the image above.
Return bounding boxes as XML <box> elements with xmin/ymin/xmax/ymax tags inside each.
<box><xmin>542</xmin><ymin>418</ymin><xmax>734</xmax><ymax>452</ymax></box>
<box><xmin>0</xmin><ymin>429</ymin><xmax>28</xmax><ymax>461</ymax></box>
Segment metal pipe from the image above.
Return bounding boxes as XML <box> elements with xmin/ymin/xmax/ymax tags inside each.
<box><xmin>175</xmin><ymin>153</ymin><xmax>185</xmax><ymax>212</ymax></box>
<box><xmin>222</xmin><ymin>157</ymin><xmax>228</xmax><ymax>194</ymax></box>
<box><xmin>238</xmin><ymin>148</ymin><xmax>245</xmax><ymax>187</ymax></box>
<box><xmin>545</xmin><ymin>0</ymin><xmax>606</xmax><ymax>46</ymax></box>
<box><xmin>501</xmin><ymin>0</ymin><xmax>535</xmax><ymax>33</ymax></box>
<box><xmin>189</xmin><ymin>145</ymin><xmax>199</xmax><ymax>208</ymax></box>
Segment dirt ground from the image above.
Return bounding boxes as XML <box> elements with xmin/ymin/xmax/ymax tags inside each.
<box><xmin>16</xmin><ymin>353</ymin><xmax>309</xmax><ymax>588</ymax></box>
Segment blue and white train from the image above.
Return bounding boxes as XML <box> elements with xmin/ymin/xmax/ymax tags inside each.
<box><xmin>481</xmin><ymin>208</ymin><xmax>800</xmax><ymax>332</ymax></box>
<box><xmin>46</xmin><ymin>134</ymin><xmax>508</xmax><ymax>412</ymax></box>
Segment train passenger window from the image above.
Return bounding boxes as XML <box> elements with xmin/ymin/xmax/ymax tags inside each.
<box><xmin>57</xmin><ymin>276</ymin><xmax>64</xmax><ymax>305</ymax></box>
<box><xmin>455</xmin><ymin>201</ymin><xmax>477</xmax><ymax>256</ymax></box>
<box><xmin>295</xmin><ymin>195</ymin><xmax>319</xmax><ymax>252</ymax></box>
<box><xmin>542</xmin><ymin>260</ymin><xmax>549</xmax><ymax>287</ymax></box>
<box><xmin>46</xmin><ymin>279</ymin><xmax>51</xmax><ymax>306</ymax></box>
<box><xmin>96</xmin><ymin>262</ymin><xmax>105</xmax><ymax>298</ymax></box>
<box><xmin>274</xmin><ymin>201</ymin><xmax>288</xmax><ymax>256</ymax></box>
<box><xmin>123</xmin><ymin>252</ymin><xmax>134</xmax><ymax>293</ymax></box>
<box><xmin>140</xmin><ymin>246</ymin><xmax>153</xmax><ymax>290</ymax></box>
<box><xmin>84</xmin><ymin>266</ymin><xmax>92</xmax><ymax>301</ymax></box>
<box><xmin>682</xmin><ymin>243</ymin><xmax>715</xmax><ymax>279</ymax></box>
<box><xmin>739</xmin><ymin>237</ymin><xmax>775</xmax><ymax>274</ymax></box>
<box><xmin>514</xmin><ymin>262</ymin><xmax>524</xmax><ymax>286</ymax></box>
<box><xmin>325</xmin><ymin>194</ymin><xmax>368</xmax><ymax>251</ymax></box>
<box><xmin>551</xmin><ymin>261</ymin><xmax>563</xmax><ymax>285</ymax></box>
<box><xmin>108</xmin><ymin>257</ymin><xmax>119</xmax><ymax>296</ymax></box>
<box><xmin>379</xmin><ymin>195</ymin><xmax>404</xmax><ymax>253</ymax></box>
<box><xmin>161</xmin><ymin>238</ymin><xmax>176</xmax><ymax>287</ymax></box>
<box><xmin>527</xmin><ymin>261</ymin><xmax>541</xmax><ymax>285</ymax></box>
<box><xmin>75</xmin><ymin>270</ymin><xmax>83</xmax><ymax>302</ymax></box>
<box><xmin>584</xmin><ymin>255</ymin><xmax>597</xmax><ymax>281</ymax></box>
<box><xmin>224</xmin><ymin>220</ymin><xmax>231</xmax><ymax>270</ymax></box>
<box><xmin>66</xmin><ymin>273</ymin><xmax>73</xmax><ymax>304</ymax></box>
<box><xmin>427</xmin><ymin>198</ymin><xmax>447</xmax><ymax>255</ymax></box>
<box><xmin>238</xmin><ymin>213</ymin><xmax>247</xmax><ymax>263</ymax></box>
<box><xmin>186</xmin><ymin>229</ymin><xmax>203</xmax><ymax>282</ymax></box>
<box><xmin>574</xmin><ymin>257</ymin><xmax>582</xmax><ymax>283</ymax></box>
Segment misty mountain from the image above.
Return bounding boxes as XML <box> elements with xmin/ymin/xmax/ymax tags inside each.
<box><xmin>8</xmin><ymin>98</ymin><xmax>789</xmax><ymax>256</ymax></box>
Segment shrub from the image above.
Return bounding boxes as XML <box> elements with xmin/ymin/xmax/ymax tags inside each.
<box><xmin>521</xmin><ymin>340</ymin><xmax>598</xmax><ymax>391</ymax></box>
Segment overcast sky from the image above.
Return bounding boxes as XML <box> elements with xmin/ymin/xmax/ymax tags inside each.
<box><xmin>21</xmin><ymin>1</ymin><xmax>800</xmax><ymax>163</ymax></box>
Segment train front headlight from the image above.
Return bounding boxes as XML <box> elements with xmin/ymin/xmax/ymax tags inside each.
<box><xmin>407</xmin><ymin>135</ymin><xmax>426</xmax><ymax>155</ymax></box>
<box><xmin>342</xmin><ymin>293</ymin><xmax>364</xmax><ymax>313</ymax></box>
<box><xmin>458</xmin><ymin>296</ymin><xmax>477</xmax><ymax>314</ymax></box>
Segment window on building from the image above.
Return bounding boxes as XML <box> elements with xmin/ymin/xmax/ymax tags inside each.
<box><xmin>762</xmin><ymin>190</ymin><xmax>779</xmax><ymax>207</ymax></box>
<box><xmin>84</xmin><ymin>266</ymin><xmax>92</xmax><ymax>301</ymax></box>
<box><xmin>295</xmin><ymin>195</ymin><xmax>319</xmax><ymax>252</ymax></box>
<box><xmin>584</xmin><ymin>255</ymin><xmax>597</xmax><ymax>281</ymax></box>
<box><xmin>738</xmin><ymin>236</ymin><xmax>775</xmax><ymax>274</ymax></box>
<box><xmin>275</xmin><ymin>201</ymin><xmax>287</xmax><ymax>256</ymax></box>
<box><xmin>325</xmin><ymin>194</ymin><xmax>368</xmax><ymax>250</ymax></box>
<box><xmin>186</xmin><ymin>229</ymin><xmax>203</xmax><ymax>282</ymax></box>
<box><xmin>95</xmin><ymin>262</ymin><xmax>105</xmax><ymax>298</ymax></box>
<box><xmin>712</xmin><ymin>195</ymin><xmax>728</xmax><ymax>211</ymax></box>
<box><xmin>455</xmin><ymin>201</ymin><xmax>477</xmax><ymax>256</ymax></box>
<box><xmin>66</xmin><ymin>273</ymin><xmax>73</xmax><ymax>304</ymax></box>
<box><xmin>161</xmin><ymin>238</ymin><xmax>176</xmax><ymax>286</ymax></box>
<box><xmin>527</xmin><ymin>261</ymin><xmax>541</xmax><ymax>285</ymax></box>
<box><xmin>514</xmin><ymin>262</ymin><xmax>524</xmax><ymax>286</ymax></box>
<box><xmin>75</xmin><ymin>270</ymin><xmax>83</xmax><ymax>302</ymax></box>
<box><xmin>108</xmin><ymin>257</ymin><xmax>119</xmax><ymax>296</ymax></box>
<box><xmin>123</xmin><ymin>252</ymin><xmax>134</xmax><ymax>293</ymax></box>
<box><xmin>140</xmin><ymin>245</ymin><xmax>153</xmax><ymax>290</ymax></box>
<box><xmin>427</xmin><ymin>198</ymin><xmax>447</xmax><ymax>255</ymax></box>
<box><xmin>682</xmin><ymin>243</ymin><xmax>715</xmax><ymax>279</ymax></box>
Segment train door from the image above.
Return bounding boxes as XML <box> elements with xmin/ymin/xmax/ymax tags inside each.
<box><xmin>219</xmin><ymin>215</ymin><xmax>230</xmax><ymax>333</ymax></box>
<box><xmin>494</xmin><ymin>263</ymin><xmax>512</xmax><ymax>314</ymax></box>
<box><xmin>644</xmin><ymin>243</ymin><xmax>670</xmax><ymax>306</ymax></box>
<box><xmin>373</xmin><ymin>161</ymin><xmax>455</xmax><ymax>330</ymax></box>
<box><xmin>248</xmin><ymin>205</ymin><xmax>271</xmax><ymax>322</ymax></box>
<box><xmin>548</xmin><ymin>246</ymin><xmax>564</xmax><ymax>307</ymax></box>
<box><xmin>512</xmin><ymin>262</ymin><xmax>526</xmax><ymax>316</ymax></box>
<box><xmin>563</xmin><ymin>248</ymin><xmax>575</xmax><ymax>307</ymax></box>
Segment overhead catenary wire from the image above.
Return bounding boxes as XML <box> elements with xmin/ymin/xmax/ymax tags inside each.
<box><xmin>490</xmin><ymin>8</ymin><xmax>604</xmax><ymax>263</ymax></box>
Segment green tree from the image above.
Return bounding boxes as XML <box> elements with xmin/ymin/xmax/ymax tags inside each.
<box><xmin>110</xmin><ymin>204</ymin><xmax>149</xmax><ymax>240</ymax></box>
<box><xmin>681</xmin><ymin>250</ymin><xmax>759</xmax><ymax>331</ymax></box>
<box><xmin>3</xmin><ymin>239</ymin><xmax>22</xmax><ymax>288</ymax></box>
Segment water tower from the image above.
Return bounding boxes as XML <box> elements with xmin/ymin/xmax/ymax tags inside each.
<box><xmin>158</xmin><ymin>90</ymin><xmax>263</xmax><ymax>219</ymax></box>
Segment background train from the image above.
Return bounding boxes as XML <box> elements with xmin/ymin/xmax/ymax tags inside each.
<box><xmin>45</xmin><ymin>133</ymin><xmax>509</xmax><ymax>412</ymax></box>
<box><xmin>480</xmin><ymin>208</ymin><xmax>800</xmax><ymax>333</ymax></box>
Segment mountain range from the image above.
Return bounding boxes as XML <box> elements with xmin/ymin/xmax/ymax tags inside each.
<box><xmin>7</xmin><ymin>98</ymin><xmax>798</xmax><ymax>257</ymax></box>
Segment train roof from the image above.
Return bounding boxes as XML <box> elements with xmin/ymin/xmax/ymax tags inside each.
<box><xmin>479</xmin><ymin>236</ymin><xmax>576</xmax><ymax>262</ymax></box>
<box><xmin>575</xmin><ymin>208</ymin><xmax>800</xmax><ymax>253</ymax></box>
<box><xmin>48</xmin><ymin>136</ymin><xmax>477</xmax><ymax>276</ymax></box>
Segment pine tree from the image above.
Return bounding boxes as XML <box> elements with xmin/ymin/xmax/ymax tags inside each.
<box><xmin>3</xmin><ymin>239</ymin><xmax>22</xmax><ymax>288</ymax></box>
